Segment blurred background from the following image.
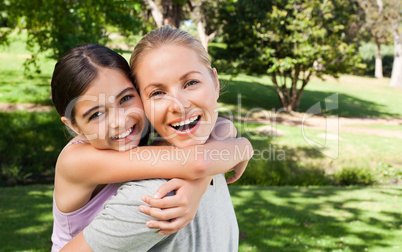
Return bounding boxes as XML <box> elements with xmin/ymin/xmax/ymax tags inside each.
<box><xmin>0</xmin><ymin>0</ymin><xmax>401</xmax><ymax>251</ymax></box>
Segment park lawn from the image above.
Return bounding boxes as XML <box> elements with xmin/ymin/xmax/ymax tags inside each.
<box><xmin>232</xmin><ymin>121</ymin><xmax>402</xmax><ymax>186</ymax></box>
<box><xmin>217</xmin><ymin>73</ymin><xmax>402</xmax><ymax>119</ymax></box>
<box><xmin>232</xmin><ymin>185</ymin><xmax>402</xmax><ymax>252</ymax></box>
<box><xmin>0</xmin><ymin>184</ymin><xmax>401</xmax><ymax>251</ymax></box>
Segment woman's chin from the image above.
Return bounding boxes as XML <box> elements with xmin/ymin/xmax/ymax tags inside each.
<box><xmin>170</xmin><ymin>137</ymin><xmax>208</xmax><ymax>148</ymax></box>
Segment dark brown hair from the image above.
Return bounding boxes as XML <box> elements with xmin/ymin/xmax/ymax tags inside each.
<box><xmin>51</xmin><ymin>44</ymin><xmax>132</xmax><ymax>124</ymax></box>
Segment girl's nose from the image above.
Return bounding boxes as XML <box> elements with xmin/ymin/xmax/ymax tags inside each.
<box><xmin>109</xmin><ymin>108</ymin><xmax>127</xmax><ymax>129</ymax></box>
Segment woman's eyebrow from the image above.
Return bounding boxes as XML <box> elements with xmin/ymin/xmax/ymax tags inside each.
<box><xmin>143</xmin><ymin>83</ymin><xmax>164</xmax><ymax>93</ymax></box>
<box><xmin>115</xmin><ymin>87</ymin><xmax>135</xmax><ymax>99</ymax></box>
<box><xmin>180</xmin><ymin>71</ymin><xmax>202</xmax><ymax>81</ymax></box>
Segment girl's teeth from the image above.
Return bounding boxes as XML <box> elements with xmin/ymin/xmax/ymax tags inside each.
<box><xmin>171</xmin><ymin>115</ymin><xmax>198</xmax><ymax>127</ymax></box>
<box><xmin>112</xmin><ymin>127</ymin><xmax>133</xmax><ymax>140</ymax></box>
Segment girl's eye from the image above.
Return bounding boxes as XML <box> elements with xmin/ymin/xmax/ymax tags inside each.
<box><xmin>185</xmin><ymin>80</ymin><xmax>199</xmax><ymax>88</ymax></box>
<box><xmin>120</xmin><ymin>95</ymin><xmax>133</xmax><ymax>104</ymax></box>
<box><xmin>149</xmin><ymin>90</ymin><xmax>164</xmax><ymax>98</ymax></box>
<box><xmin>89</xmin><ymin>111</ymin><xmax>103</xmax><ymax>121</ymax></box>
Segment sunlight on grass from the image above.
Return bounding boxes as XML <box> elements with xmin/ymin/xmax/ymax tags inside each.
<box><xmin>231</xmin><ymin>186</ymin><xmax>402</xmax><ymax>252</ymax></box>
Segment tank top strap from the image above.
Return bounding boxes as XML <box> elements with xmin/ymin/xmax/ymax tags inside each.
<box><xmin>60</xmin><ymin>139</ymin><xmax>88</xmax><ymax>154</ymax></box>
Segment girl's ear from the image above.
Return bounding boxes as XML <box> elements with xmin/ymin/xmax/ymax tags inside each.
<box><xmin>212</xmin><ymin>68</ymin><xmax>220</xmax><ymax>100</ymax></box>
<box><xmin>61</xmin><ymin>116</ymin><xmax>81</xmax><ymax>135</ymax></box>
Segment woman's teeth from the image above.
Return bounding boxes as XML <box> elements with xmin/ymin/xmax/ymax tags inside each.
<box><xmin>170</xmin><ymin>115</ymin><xmax>200</xmax><ymax>130</ymax></box>
<box><xmin>111</xmin><ymin>126</ymin><xmax>133</xmax><ymax>140</ymax></box>
<box><xmin>170</xmin><ymin>115</ymin><xmax>199</xmax><ymax>127</ymax></box>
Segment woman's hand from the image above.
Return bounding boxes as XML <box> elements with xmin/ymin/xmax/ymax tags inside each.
<box><xmin>139</xmin><ymin>177</ymin><xmax>212</xmax><ymax>235</ymax></box>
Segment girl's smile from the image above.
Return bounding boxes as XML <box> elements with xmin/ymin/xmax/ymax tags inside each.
<box><xmin>68</xmin><ymin>68</ymin><xmax>145</xmax><ymax>151</ymax></box>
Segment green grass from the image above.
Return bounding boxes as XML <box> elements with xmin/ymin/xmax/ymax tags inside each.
<box><xmin>0</xmin><ymin>184</ymin><xmax>53</xmax><ymax>251</ymax></box>
<box><xmin>1</xmin><ymin>184</ymin><xmax>401</xmax><ymax>251</ymax></box>
<box><xmin>0</xmin><ymin>30</ymin><xmax>56</xmax><ymax>105</ymax></box>
<box><xmin>232</xmin><ymin>185</ymin><xmax>402</xmax><ymax>252</ymax></box>
<box><xmin>218</xmin><ymin>73</ymin><xmax>402</xmax><ymax>118</ymax></box>
<box><xmin>347</xmin><ymin>124</ymin><xmax>402</xmax><ymax>131</ymax></box>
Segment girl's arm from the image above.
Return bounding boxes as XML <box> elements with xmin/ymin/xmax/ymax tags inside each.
<box><xmin>60</xmin><ymin>136</ymin><xmax>251</xmax><ymax>186</ymax></box>
<box><xmin>139</xmin><ymin>176</ymin><xmax>212</xmax><ymax>235</ymax></box>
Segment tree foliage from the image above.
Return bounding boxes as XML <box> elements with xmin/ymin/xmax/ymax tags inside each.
<box><xmin>2</xmin><ymin>0</ymin><xmax>145</xmax><ymax>72</ymax></box>
<box><xmin>219</xmin><ymin>0</ymin><xmax>364</xmax><ymax>112</ymax></box>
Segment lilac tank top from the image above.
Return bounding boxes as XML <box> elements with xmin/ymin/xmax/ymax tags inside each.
<box><xmin>51</xmin><ymin>140</ymin><xmax>120</xmax><ymax>251</ymax></box>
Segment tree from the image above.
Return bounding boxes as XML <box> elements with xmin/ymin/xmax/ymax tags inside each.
<box><xmin>187</xmin><ymin>0</ymin><xmax>223</xmax><ymax>52</ymax></box>
<box><xmin>2</xmin><ymin>0</ymin><xmax>145</xmax><ymax>72</ymax></box>
<box><xmin>387</xmin><ymin>0</ymin><xmax>402</xmax><ymax>88</ymax></box>
<box><xmin>357</xmin><ymin>0</ymin><xmax>393</xmax><ymax>79</ymax></box>
<box><xmin>143</xmin><ymin>0</ymin><xmax>222</xmax><ymax>52</ymax></box>
<box><xmin>144</xmin><ymin>0</ymin><xmax>186</xmax><ymax>28</ymax></box>
<box><xmin>219</xmin><ymin>0</ymin><xmax>363</xmax><ymax>112</ymax></box>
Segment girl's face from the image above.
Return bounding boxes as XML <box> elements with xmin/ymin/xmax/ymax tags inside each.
<box><xmin>135</xmin><ymin>44</ymin><xmax>220</xmax><ymax>147</ymax></box>
<box><xmin>64</xmin><ymin>68</ymin><xmax>146</xmax><ymax>151</ymax></box>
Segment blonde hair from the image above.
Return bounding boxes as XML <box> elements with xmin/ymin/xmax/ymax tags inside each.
<box><xmin>130</xmin><ymin>26</ymin><xmax>213</xmax><ymax>82</ymax></box>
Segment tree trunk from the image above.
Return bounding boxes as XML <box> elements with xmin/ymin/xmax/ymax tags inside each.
<box><xmin>197</xmin><ymin>20</ymin><xmax>209</xmax><ymax>52</ymax></box>
<box><xmin>144</xmin><ymin>0</ymin><xmax>163</xmax><ymax>27</ymax></box>
<box><xmin>162</xmin><ymin>0</ymin><xmax>182</xmax><ymax>28</ymax></box>
<box><xmin>390</xmin><ymin>24</ymin><xmax>402</xmax><ymax>88</ymax></box>
<box><xmin>270</xmin><ymin>73</ymin><xmax>292</xmax><ymax>112</ymax></box>
<box><xmin>374</xmin><ymin>37</ymin><xmax>383</xmax><ymax>78</ymax></box>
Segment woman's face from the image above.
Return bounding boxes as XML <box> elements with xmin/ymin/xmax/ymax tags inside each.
<box><xmin>65</xmin><ymin>68</ymin><xmax>146</xmax><ymax>151</ymax></box>
<box><xmin>135</xmin><ymin>44</ymin><xmax>220</xmax><ymax>147</ymax></box>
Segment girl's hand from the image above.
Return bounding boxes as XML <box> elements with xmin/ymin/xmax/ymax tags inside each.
<box><xmin>139</xmin><ymin>177</ymin><xmax>211</xmax><ymax>235</ymax></box>
<box><xmin>226</xmin><ymin>160</ymin><xmax>249</xmax><ymax>184</ymax></box>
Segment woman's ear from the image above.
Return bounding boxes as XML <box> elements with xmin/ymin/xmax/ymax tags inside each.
<box><xmin>61</xmin><ymin>116</ymin><xmax>81</xmax><ymax>135</ymax></box>
<box><xmin>212</xmin><ymin>68</ymin><xmax>220</xmax><ymax>100</ymax></box>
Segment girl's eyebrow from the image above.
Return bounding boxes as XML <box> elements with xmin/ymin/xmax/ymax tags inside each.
<box><xmin>82</xmin><ymin>105</ymin><xmax>102</xmax><ymax>118</ymax></box>
<box><xmin>82</xmin><ymin>87</ymin><xmax>135</xmax><ymax>118</ymax></box>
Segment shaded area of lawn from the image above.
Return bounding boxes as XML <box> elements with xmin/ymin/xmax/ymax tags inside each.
<box><xmin>0</xmin><ymin>184</ymin><xmax>53</xmax><ymax>251</ymax></box>
<box><xmin>231</xmin><ymin>186</ymin><xmax>402</xmax><ymax>251</ymax></box>
<box><xmin>0</xmin><ymin>110</ymin><xmax>68</xmax><ymax>185</ymax></box>
<box><xmin>218</xmin><ymin>75</ymin><xmax>402</xmax><ymax>118</ymax></box>
<box><xmin>1</xmin><ymin>184</ymin><xmax>401</xmax><ymax>251</ymax></box>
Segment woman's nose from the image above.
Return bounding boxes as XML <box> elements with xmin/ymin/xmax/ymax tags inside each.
<box><xmin>167</xmin><ymin>93</ymin><xmax>191</xmax><ymax>113</ymax></box>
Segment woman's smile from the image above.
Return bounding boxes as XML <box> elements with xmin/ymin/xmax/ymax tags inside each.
<box><xmin>135</xmin><ymin>44</ymin><xmax>220</xmax><ymax>147</ymax></box>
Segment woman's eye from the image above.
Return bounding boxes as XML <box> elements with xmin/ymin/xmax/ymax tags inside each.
<box><xmin>120</xmin><ymin>95</ymin><xmax>133</xmax><ymax>104</ymax></box>
<box><xmin>149</xmin><ymin>90</ymin><xmax>164</xmax><ymax>98</ymax></box>
<box><xmin>185</xmin><ymin>80</ymin><xmax>199</xmax><ymax>88</ymax></box>
<box><xmin>89</xmin><ymin>111</ymin><xmax>103</xmax><ymax>121</ymax></box>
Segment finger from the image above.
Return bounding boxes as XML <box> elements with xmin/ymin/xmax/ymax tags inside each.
<box><xmin>146</xmin><ymin>218</ymin><xmax>188</xmax><ymax>234</ymax></box>
<box><xmin>153</xmin><ymin>179</ymin><xmax>182</xmax><ymax>199</ymax></box>
<box><xmin>141</xmin><ymin>195</ymin><xmax>182</xmax><ymax>209</ymax></box>
<box><xmin>139</xmin><ymin>205</ymin><xmax>182</xmax><ymax>220</ymax></box>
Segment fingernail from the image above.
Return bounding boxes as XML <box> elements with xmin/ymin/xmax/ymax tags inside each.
<box><xmin>141</xmin><ymin>196</ymin><xmax>146</xmax><ymax>201</ymax></box>
<box><xmin>154</xmin><ymin>192</ymin><xmax>161</xmax><ymax>199</ymax></box>
<box><xmin>147</xmin><ymin>222</ymin><xmax>153</xmax><ymax>228</ymax></box>
<box><xmin>139</xmin><ymin>206</ymin><xmax>144</xmax><ymax>212</ymax></box>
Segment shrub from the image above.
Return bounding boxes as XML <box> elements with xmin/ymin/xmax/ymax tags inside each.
<box><xmin>333</xmin><ymin>167</ymin><xmax>376</xmax><ymax>186</ymax></box>
<box><xmin>0</xmin><ymin>110</ymin><xmax>67</xmax><ymax>186</ymax></box>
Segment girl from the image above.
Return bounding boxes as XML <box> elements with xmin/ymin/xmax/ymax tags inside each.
<box><xmin>50</xmin><ymin>44</ymin><xmax>251</xmax><ymax>251</ymax></box>
<box><xmin>62</xmin><ymin>26</ymin><xmax>253</xmax><ymax>251</ymax></box>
